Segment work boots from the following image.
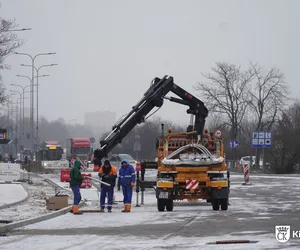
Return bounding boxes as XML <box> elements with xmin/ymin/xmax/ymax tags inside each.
<box><xmin>70</xmin><ymin>205</ymin><xmax>74</xmax><ymax>213</ymax></box>
<box><xmin>121</xmin><ymin>205</ymin><xmax>131</xmax><ymax>212</ymax></box>
<box><xmin>73</xmin><ymin>205</ymin><xmax>83</xmax><ymax>215</ymax></box>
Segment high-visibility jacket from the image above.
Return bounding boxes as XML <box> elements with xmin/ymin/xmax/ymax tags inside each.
<box><xmin>117</xmin><ymin>161</ymin><xmax>135</xmax><ymax>187</ymax></box>
<box><xmin>98</xmin><ymin>165</ymin><xmax>117</xmax><ymax>187</ymax></box>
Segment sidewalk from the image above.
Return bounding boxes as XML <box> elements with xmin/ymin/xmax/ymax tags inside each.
<box><xmin>0</xmin><ymin>183</ymin><xmax>28</xmax><ymax>209</ymax></box>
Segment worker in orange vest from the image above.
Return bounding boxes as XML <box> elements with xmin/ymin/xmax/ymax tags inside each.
<box><xmin>98</xmin><ymin>160</ymin><xmax>117</xmax><ymax>212</ymax></box>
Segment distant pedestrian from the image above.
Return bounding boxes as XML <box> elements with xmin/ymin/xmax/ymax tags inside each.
<box><xmin>98</xmin><ymin>159</ymin><xmax>117</xmax><ymax>212</ymax></box>
<box><xmin>117</xmin><ymin>160</ymin><xmax>136</xmax><ymax>212</ymax></box>
<box><xmin>70</xmin><ymin>160</ymin><xmax>87</xmax><ymax>215</ymax></box>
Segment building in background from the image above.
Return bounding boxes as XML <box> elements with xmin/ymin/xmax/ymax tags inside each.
<box><xmin>84</xmin><ymin>110</ymin><xmax>116</xmax><ymax>138</ymax></box>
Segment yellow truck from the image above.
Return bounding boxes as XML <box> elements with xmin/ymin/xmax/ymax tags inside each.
<box><xmin>93</xmin><ymin>75</ymin><xmax>230</xmax><ymax>212</ymax></box>
<box><xmin>155</xmin><ymin>126</ymin><xmax>229</xmax><ymax>211</ymax></box>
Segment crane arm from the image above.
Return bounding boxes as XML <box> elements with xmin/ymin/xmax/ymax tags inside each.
<box><xmin>93</xmin><ymin>75</ymin><xmax>208</xmax><ymax>163</ymax></box>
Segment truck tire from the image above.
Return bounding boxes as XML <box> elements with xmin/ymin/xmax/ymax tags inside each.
<box><xmin>157</xmin><ymin>199</ymin><xmax>165</xmax><ymax>212</ymax></box>
<box><xmin>212</xmin><ymin>199</ymin><xmax>219</xmax><ymax>211</ymax></box>
<box><xmin>221</xmin><ymin>198</ymin><xmax>228</xmax><ymax>210</ymax></box>
<box><xmin>166</xmin><ymin>199</ymin><xmax>173</xmax><ymax>211</ymax></box>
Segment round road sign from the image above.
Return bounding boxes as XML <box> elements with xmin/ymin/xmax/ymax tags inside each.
<box><xmin>214</xmin><ymin>130</ymin><xmax>222</xmax><ymax>138</ymax></box>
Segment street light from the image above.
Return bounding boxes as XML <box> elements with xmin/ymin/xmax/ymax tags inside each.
<box><xmin>8</xmin><ymin>99</ymin><xmax>21</xmax><ymax>156</ymax></box>
<box><xmin>10</xmin><ymin>85</ymin><xmax>32</xmax><ymax>158</ymax></box>
<box><xmin>21</xmin><ymin>63</ymin><xmax>57</xmax><ymax>150</ymax></box>
<box><xmin>14</xmin><ymin>76</ymin><xmax>40</xmax><ymax>157</ymax></box>
<box><xmin>15</xmin><ymin>73</ymin><xmax>48</xmax><ymax>141</ymax></box>
<box><xmin>6</xmin><ymin>28</ymin><xmax>32</xmax><ymax>32</ymax></box>
<box><xmin>9</xmin><ymin>90</ymin><xmax>22</xmax><ymax>153</ymax></box>
<box><xmin>14</xmin><ymin>52</ymin><xmax>56</xmax><ymax>159</ymax></box>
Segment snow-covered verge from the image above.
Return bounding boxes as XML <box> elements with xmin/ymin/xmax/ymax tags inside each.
<box><xmin>0</xmin><ymin>233</ymin><xmax>299</xmax><ymax>250</ymax></box>
<box><xmin>0</xmin><ymin>184</ymin><xmax>28</xmax><ymax>207</ymax></box>
<box><xmin>0</xmin><ymin>175</ymin><xmax>71</xmax><ymax>222</ymax></box>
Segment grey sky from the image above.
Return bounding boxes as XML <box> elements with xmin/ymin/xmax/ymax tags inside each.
<box><xmin>1</xmin><ymin>0</ymin><xmax>300</xmax><ymax>126</ymax></box>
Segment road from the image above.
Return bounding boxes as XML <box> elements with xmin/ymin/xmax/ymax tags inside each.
<box><xmin>0</xmin><ymin>174</ymin><xmax>299</xmax><ymax>249</ymax></box>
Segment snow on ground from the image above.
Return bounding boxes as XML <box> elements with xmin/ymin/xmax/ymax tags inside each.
<box><xmin>1</xmin><ymin>172</ymin><xmax>299</xmax><ymax>249</ymax></box>
<box><xmin>0</xmin><ymin>184</ymin><xmax>27</xmax><ymax>207</ymax></box>
<box><xmin>0</xmin><ymin>233</ymin><xmax>299</xmax><ymax>250</ymax></box>
<box><xmin>0</xmin><ymin>175</ymin><xmax>70</xmax><ymax>222</ymax></box>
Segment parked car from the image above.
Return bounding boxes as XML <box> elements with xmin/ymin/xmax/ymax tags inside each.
<box><xmin>239</xmin><ymin>156</ymin><xmax>270</xmax><ymax>170</ymax></box>
<box><xmin>108</xmin><ymin>153</ymin><xmax>137</xmax><ymax>170</ymax></box>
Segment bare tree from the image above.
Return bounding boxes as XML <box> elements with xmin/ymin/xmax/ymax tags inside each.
<box><xmin>195</xmin><ymin>62</ymin><xmax>254</xmax><ymax>159</ymax></box>
<box><xmin>247</xmin><ymin>62</ymin><xmax>288</xmax><ymax>169</ymax></box>
<box><xmin>270</xmin><ymin>102</ymin><xmax>300</xmax><ymax>173</ymax></box>
<box><xmin>0</xmin><ymin>4</ymin><xmax>23</xmax><ymax>112</ymax></box>
<box><xmin>248</xmin><ymin>62</ymin><xmax>288</xmax><ymax>131</ymax></box>
<box><xmin>0</xmin><ymin>7</ymin><xmax>22</xmax><ymax>65</ymax></box>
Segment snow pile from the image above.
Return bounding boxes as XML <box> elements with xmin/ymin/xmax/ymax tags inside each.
<box><xmin>0</xmin><ymin>184</ymin><xmax>27</xmax><ymax>207</ymax></box>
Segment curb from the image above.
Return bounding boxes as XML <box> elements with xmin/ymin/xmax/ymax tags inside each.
<box><xmin>0</xmin><ymin>201</ymin><xmax>85</xmax><ymax>235</ymax></box>
<box><xmin>0</xmin><ymin>183</ymin><xmax>30</xmax><ymax>209</ymax></box>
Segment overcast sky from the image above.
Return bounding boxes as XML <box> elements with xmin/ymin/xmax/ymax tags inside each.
<box><xmin>1</xmin><ymin>0</ymin><xmax>300</xmax><ymax>126</ymax></box>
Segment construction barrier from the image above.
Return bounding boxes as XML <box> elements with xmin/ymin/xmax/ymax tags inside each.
<box><xmin>60</xmin><ymin>169</ymin><xmax>71</xmax><ymax>182</ymax></box>
<box><xmin>81</xmin><ymin>173</ymin><xmax>92</xmax><ymax>188</ymax></box>
<box><xmin>0</xmin><ymin>163</ymin><xmax>21</xmax><ymax>182</ymax></box>
<box><xmin>243</xmin><ymin>163</ymin><xmax>249</xmax><ymax>184</ymax></box>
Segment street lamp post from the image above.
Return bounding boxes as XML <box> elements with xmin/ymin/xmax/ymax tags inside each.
<box><xmin>14</xmin><ymin>76</ymin><xmax>39</xmax><ymax>156</ymax></box>
<box><xmin>21</xmin><ymin>63</ymin><xmax>57</xmax><ymax>153</ymax></box>
<box><xmin>14</xmin><ymin>52</ymin><xmax>56</xmax><ymax>160</ymax></box>
<box><xmin>8</xmin><ymin>101</ymin><xmax>19</xmax><ymax>157</ymax></box>
<box><xmin>9</xmin><ymin>90</ymin><xmax>22</xmax><ymax>153</ymax></box>
<box><xmin>6</xmin><ymin>28</ymin><xmax>32</xmax><ymax>32</ymax></box>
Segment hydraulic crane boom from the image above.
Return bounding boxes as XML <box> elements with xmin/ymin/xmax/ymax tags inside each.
<box><xmin>93</xmin><ymin>75</ymin><xmax>208</xmax><ymax>163</ymax></box>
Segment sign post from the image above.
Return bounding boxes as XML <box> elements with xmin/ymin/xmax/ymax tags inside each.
<box><xmin>133</xmin><ymin>135</ymin><xmax>141</xmax><ymax>207</ymax></box>
<box><xmin>229</xmin><ymin>140</ymin><xmax>238</xmax><ymax>168</ymax></box>
<box><xmin>251</xmin><ymin>132</ymin><xmax>272</xmax><ymax>172</ymax></box>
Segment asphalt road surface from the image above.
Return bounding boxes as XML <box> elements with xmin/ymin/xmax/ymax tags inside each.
<box><xmin>2</xmin><ymin>174</ymin><xmax>300</xmax><ymax>249</ymax></box>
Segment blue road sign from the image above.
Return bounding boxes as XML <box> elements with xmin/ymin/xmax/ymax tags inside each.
<box><xmin>229</xmin><ymin>140</ymin><xmax>238</xmax><ymax>148</ymax></box>
<box><xmin>252</xmin><ymin>131</ymin><xmax>272</xmax><ymax>148</ymax></box>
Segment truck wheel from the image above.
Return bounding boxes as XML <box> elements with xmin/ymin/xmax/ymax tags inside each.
<box><xmin>166</xmin><ymin>199</ymin><xmax>173</xmax><ymax>211</ymax></box>
<box><xmin>212</xmin><ymin>199</ymin><xmax>219</xmax><ymax>210</ymax></box>
<box><xmin>157</xmin><ymin>199</ymin><xmax>165</xmax><ymax>212</ymax></box>
<box><xmin>221</xmin><ymin>198</ymin><xmax>228</xmax><ymax>210</ymax></box>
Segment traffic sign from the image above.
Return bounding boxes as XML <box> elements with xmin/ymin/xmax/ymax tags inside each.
<box><xmin>229</xmin><ymin>140</ymin><xmax>238</xmax><ymax>148</ymax></box>
<box><xmin>252</xmin><ymin>131</ymin><xmax>272</xmax><ymax>148</ymax></box>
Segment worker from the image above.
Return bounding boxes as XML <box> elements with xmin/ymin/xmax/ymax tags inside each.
<box><xmin>117</xmin><ymin>160</ymin><xmax>136</xmax><ymax>212</ymax></box>
<box><xmin>70</xmin><ymin>160</ymin><xmax>87</xmax><ymax>215</ymax></box>
<box><xmin>98</xmin><ymin>159</ymin><xmax>117</xmax><ymax>212</ymax></box>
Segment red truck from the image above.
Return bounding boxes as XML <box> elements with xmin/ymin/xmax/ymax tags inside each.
<box><xmin>66</xmin><ymin>138</ymin><xmax>93</xmax><ymax>170</ymax></box>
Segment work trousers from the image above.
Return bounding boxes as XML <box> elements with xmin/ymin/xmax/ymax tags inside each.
<box><xmin>100</xmin><ymin>186</ymin><xmax>114</xmax><ymax>209</ymax></box>
<box><xmin>122</xmin><ymin>185</ymin><xmax>133</xmax><ymax>205</ymax></box>
<box><xmin>71</xmin><ymin>185</ymin><xmax>81</xmax><ymax>205</ymax></box>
